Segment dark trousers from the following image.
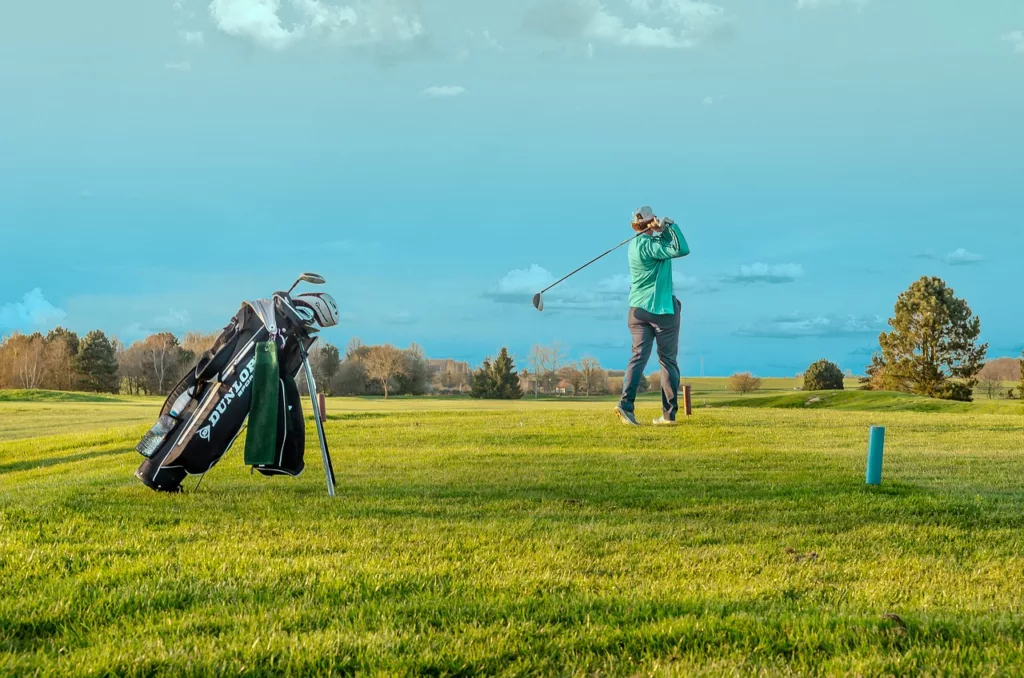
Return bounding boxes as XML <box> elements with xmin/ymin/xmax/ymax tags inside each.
<box><xmin>618</xmin><ymin>298</ymin><xmax>681</xmax><ymax>420</ymax></box>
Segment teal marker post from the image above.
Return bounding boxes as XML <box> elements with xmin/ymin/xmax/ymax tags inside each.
<box><xmin>866</xmin><ymin>426</ymin><xmax>885</xmax><ymax>486</ymax></box>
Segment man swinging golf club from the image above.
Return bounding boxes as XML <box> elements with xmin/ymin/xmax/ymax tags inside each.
<box><xmin>614</xmin><ymin>206</ymin><xmax>690</xmax><ymax>426</ymax></box>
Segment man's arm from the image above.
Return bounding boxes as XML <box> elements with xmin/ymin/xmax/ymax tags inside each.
<box><xmin>639</xmin><ymin>219</ymin><xmax>690</xmax><ymax>261</ymax></box>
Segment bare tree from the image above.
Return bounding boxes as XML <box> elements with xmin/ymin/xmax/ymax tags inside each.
<box><xmin>978</xmin><ymin>378</ymin><xmax>1002</xmax><ymax>400</ymax></box>
<box><xmin>559</xmin><ymin>364</ymin><xmax>584</xmax><ymax>395</ymax></box>
<box><xmin>728</xmin><ymin>372</ymin><xmax>763</xmax><ymax>396</ymax></box>
<box><xmin>363</xmin><ymin>344</ymin><xmax>407</xmax><ymax>399</ymax></box>
<box><xmin>579</xmin><ymin>356</ymin><xmax>604</xmax><ymax>397</ymax></box>
<box><xmin>539</xmin><ymin>342</ymin><xmax>568</xmax><ymax>394</ymax></box>
<box><xmin>181</xmin><ymin>331</ymin><xmax>219</xmax><ymax>359</ymax></box>
<box><xmin>5</xmin><ymin>333</ymin><xmax>47</xmax><ymax>389</ymax></box>
<box><xmin>142</xmin><ymin>333</ymin><xmax>183</xmax><ymax>394</ymax></box>
<box><xmin>118</xmin><ymin>342</ymin><xmax>149</xmax><ymax>395</ymax></box>
<box><xmin>527</xmin><ymin>345</ymin><xmax>547</xmax><ymax>397</ymax></box>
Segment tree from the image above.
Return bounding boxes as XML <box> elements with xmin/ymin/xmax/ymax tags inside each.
<box><xmin>860</xmin><ymin>353</ymin><xmax>888</xmax><ymax>391</ymax></box>
<box><xmin>395</xmin><ymin>343</ymin><xmax>430</xmax><ymax>395</ymax></box>
<box><xmin>75</xmin><ymin>330</ymin><xmax>120</xmax><ymax>393</ymax></box>
<box><xmin>542</xmin><ymin>342</ymin><xmax>568</xmax><ymax>393</ymax></box>
<box><xmin>728</xmin><ymin>372</ymin><xmax>762</xmax><ymax>395</ymax></box>
<box><xmin>491</xmin><ymin>348</ymin><xmax>524</xmax><ymax>399</ymax></box>
<box><xmin>978</xmin><ymin>378</ymin><xmax>1002</xmax><ymax>400</ymax></box>
<box><xmin>44</xmin><ymin>327</ymin><xmax>79</xmax><ymax>390</ymax></box>
<box><xmin>527</xmin><ymin>343</ymin><xmax>567</xmax><ymax>395</ymax></box>
<box><xmin>559</xmin><ymin>364</ymin><xmax>584</xmax><ymax>396</ymax></box>
<box><xmin>363</xmin><ymin>344</ymin><xmax>407</xmax><ymax>399</ymax></box>
<box><xmin>471</xmin><ymin>349</ymin><xmax>523</xmax><ymax>400</ymax></box>
<box><xmin>527</xmin><ymin>345</ymin><xmax>546</xmax><ymax>397</ymax></box>
<box><xmin>804</xmin><ymin>359</ymin><xmax>845</xmax><ymax>391</ymax></box>
<box><xmin>181</xmin><ymin>331</ymin><xmax>219</xmax><ymax>358</ymax></box>
<box><xmin>647</xmin><ymin>372</ymin><xmax>662</xmax><ymax>394</ymax></box>
<box><xmin>1</xmin><ymin>333</ymin><xmax>47</xmax><ymax>389</ymax></box>
<box><xmin>117</xmin><ymin>341</ymin><xmax>150</xmax><ymax>395</ymax></box>
<box><xmin>333</xmin><ymin>358</ymin><xmax>368</xmax><ymax>396</ymax></box>
<box><xmin>470</xmin><ymin>358</ymin><xmax>494</xmax><ymax>398</ymax></box>
<box><xmin>579</xmin><ymin>357</ymin><xmax>605</xmax><ymax>397</ymax></box>
<box><xmin>141</xmin><ymin>333</ymin><xmax>187</xmax><ymax>394</ymax></box>
<box><xmin>876</xmin><ymin>276</ymin><xmax>987</xmax><ymax>401</ymax></box>
<box><xmin>1019</xmin><ymin>351</ymin><xmax>1024</xmax><ymax>403</ymax></box>
<box><xmin>310</xmin><ymin>343</ymin><xmax>342</xmax><ymax>396</ymax></box>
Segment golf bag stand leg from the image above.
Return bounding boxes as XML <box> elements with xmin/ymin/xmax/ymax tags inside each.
<box><xmin>300</xmin><ymin>345</ymin><xmax>336</xmax><ymax>497</ymax></box>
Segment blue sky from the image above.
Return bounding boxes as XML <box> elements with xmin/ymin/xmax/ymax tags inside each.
<box><xmin>1</xmin><ymin>0</ymin><xmax>1022</xmax><ymax>376</ymax></box>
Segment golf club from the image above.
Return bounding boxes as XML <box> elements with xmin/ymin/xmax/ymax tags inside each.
<box><xmin>532</xmin><ymin>227</ymin><xmax>652</xmax><ymax>312</ymax></box>
<box><xmin>300</xmin><ymin>340</ymin><xmax>336</xmax><ymax>497</ymax></box>
<box><xmin>287</xmin><ymin>272</ymin><xmax>326</xmax><ymax>295</ymax></box>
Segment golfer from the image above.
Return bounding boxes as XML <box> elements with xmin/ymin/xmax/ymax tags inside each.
<box><xmin>614</xmin><ymin>206</ymin><xmax>690</xmax><ymax>426</ymax></box>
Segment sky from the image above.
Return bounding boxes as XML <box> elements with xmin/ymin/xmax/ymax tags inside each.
<box><xmin>1</xmin><ymin>0</ymin><xmax>1022</xmax><ymax>376</ymax></box>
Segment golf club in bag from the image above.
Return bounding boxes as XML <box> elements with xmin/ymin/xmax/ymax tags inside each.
<box><xmin>134</xmin><ymin>273</ymin><xmax>337</xmax><ymax>496</ymax></box>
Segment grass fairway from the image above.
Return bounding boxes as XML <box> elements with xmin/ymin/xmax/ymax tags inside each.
<box><xmin>2</xmin><ymin>395</ymin><xmax>1024</xmax><ymax>676</ymax></box>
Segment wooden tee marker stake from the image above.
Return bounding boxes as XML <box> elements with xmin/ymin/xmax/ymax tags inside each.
<box><xmin>683</xmin><ymin>384</ymin><xmax>693</xmax><ymax>417</ymax></box>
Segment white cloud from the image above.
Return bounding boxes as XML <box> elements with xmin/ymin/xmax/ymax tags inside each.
<box><xmin>209</xmin><ymin>0</ymin><xmax>303</xmax><ymax>50</ymax></box>
<box><xmin>422</xmin><ymin>85</ymin><xmax>467</xmax><ymax>98</ymax></box>
<box><xmin>485</xmin><ymin>267</ymin><xmax>716</xmax><ymax>317</ymax></box>
<box><xmin>524</xmin><ymin>0</ymin><xmax>728</xmax><ymax>50</ymax></box>
<box><xmin>737</xmin><ymin>312</ymin><xmax>884</xmax><ymax>339</ymax></box>
<box><xmin>208</xmin><ymin>0</ymin><xmax>426</xmax><ymax>52</ymax></box>
<box><xmin>1002</xmin><ymin>31</ymin><xmax>1024</xmax><ymax>54</ymax></box>
<box><xmin>181</xmin><ymin>30</ymin><xmax>205</xmax><ymax>44</ymax></box>
<box><xmin>702</xmin><ymin>96</ymin><xmax>714</xmax><ymax>105</ymax></box>
<box><xmin>944</xmin><ymin>248</ymin><xmax>985</xmax><ymax>266</ymax></box>
<box><xmin>485</xmin><ymin>265</ymin><xmax>555</xmax><ymax>303</ymax></box>
<box><xmin>166</xmin><ymin>61</ymin><xmax>193</xmax><ymax>71</ymax></box>
<box><xmin>724</xmin><ymin>263</ymin><xmax>804</xmax><ymax>284</ymax></box>
<box><xmin>0</xmin><ymin>289</ymin><xmax>67</xmax><ymax>332</ymax></box>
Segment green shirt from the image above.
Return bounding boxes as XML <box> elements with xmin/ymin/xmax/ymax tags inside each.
<box><xmin>627</xmin><ymin>221</ymin><xmax>690</xmax><ymax>314</ymax></box>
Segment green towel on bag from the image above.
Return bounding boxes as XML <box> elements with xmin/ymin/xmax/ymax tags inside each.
<box><xmin>244</xmin><ymin>341</ymin><xmax>279</xmax><ymax>467</ymax></box>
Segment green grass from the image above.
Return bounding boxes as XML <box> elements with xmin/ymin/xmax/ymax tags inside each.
<box><xmin>0</xmin><ymin>389</ymin><xmax>132</xmax><ymax>403</ymax></box>
<box><xmin>713</xmin><ymin>389</ymin><xmax>1022</xmax><ymax>414</ymax></box>
<box><xmin>2</xmin><ymin>396</ymin><xmax>1024</xmax><ymax>676</ymax></box>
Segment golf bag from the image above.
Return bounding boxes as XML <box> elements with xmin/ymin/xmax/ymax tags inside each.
<box><xmin>135</xmin><ymin>295</ymin><xmax>318</xmax><ymax>493</ymax></box>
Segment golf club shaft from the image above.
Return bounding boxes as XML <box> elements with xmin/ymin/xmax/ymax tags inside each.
<box><xmin>300</xmin><ymin>346</ymin><xmax>336</xmax><ymax>497</ymax></box>
<box><xmin>541</xmin><ymin>228</ymin><xmax>650</xmax><ymax>295</ymax></box>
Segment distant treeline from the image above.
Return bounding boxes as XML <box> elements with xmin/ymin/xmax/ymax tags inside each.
<box><xmin>2</xmin><ymin>276</ymin><xmax>1020</xmax><ymax>402</ymax></box>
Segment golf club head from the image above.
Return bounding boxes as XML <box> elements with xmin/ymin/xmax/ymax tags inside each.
<box><xmin>287</xmin><ymin>272</ymin><xmax>327</xmax><ymax>294</ymax></box>
<box><xmin>532</xmin><ymin>293</ymin><xmax>544</xmax><ymax>312</ymax></box>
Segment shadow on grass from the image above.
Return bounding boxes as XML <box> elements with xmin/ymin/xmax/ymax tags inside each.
<box><xmin>0</xmin><ymin>447</ymin><xmax>127</xmax><ymax>475</ymax></box>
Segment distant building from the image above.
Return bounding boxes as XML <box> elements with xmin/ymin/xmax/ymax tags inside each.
<box><xmin>427</xmin><ymin>359</ymin><xmax>471</xmax><ymax>376</ymax></box>
<box><xmin>427</xmin><ymin>358</ymin><xmax>472</xmax><ymax>394</ymax></box>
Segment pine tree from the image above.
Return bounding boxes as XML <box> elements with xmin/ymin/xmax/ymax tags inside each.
<box><xmin>490</xmin><ymin>348</ymin><xmax>523</xmax><ymax>400</ymax></box>
<box><xmin>803</xmin><ymin>359</ymin><xmax>845</xmax><ymax>391</ymax></box>
<box><xmin>75</xmin><ymin>330</ymin><xmax>120</xmax><ymax>393</ymax></box>
<box><xmin>470</xmin><ymin>359</ymin><xmax>495</xmax><ymax>399</ymax></box>
<box><xmin>877</xmin><ymin>276</ymin><xmax>987</xmax><ymax>401</ymax></box>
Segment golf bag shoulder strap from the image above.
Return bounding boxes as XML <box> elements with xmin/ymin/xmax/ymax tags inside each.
<box><xmin>195</xmin><ymin>325</ymin><xmax>241</xmax><ymax>384</ymax></box>
<box><xmin>245</xmin><ymin>298</ymin><xmax>279</xmax><ymax>337</ymax></box>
